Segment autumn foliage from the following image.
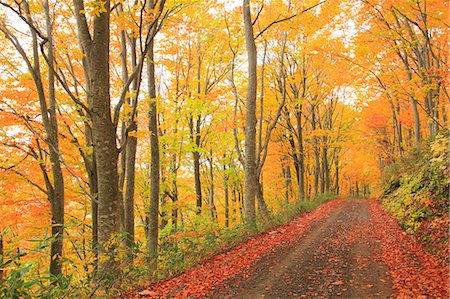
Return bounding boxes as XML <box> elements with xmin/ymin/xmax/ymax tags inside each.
<box><xmin>0</xmin><ymin>0</ymin><xmax>448</xmax><ymax>296</ymax></box>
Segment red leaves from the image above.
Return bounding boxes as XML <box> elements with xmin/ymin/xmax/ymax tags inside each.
<box><xmin>129</xmin><ymin>199</ymin><xmax>345</xmax><ymax>298</ymax></box>
<box><xmin>368</xmin><ymin>200</ymin><xmax>449</xmax><ymax>299</ymax></box>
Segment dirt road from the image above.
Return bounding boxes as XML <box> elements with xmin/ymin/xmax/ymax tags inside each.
<box><xmin>134</xmin><ymin>198</ymin><xmax>448</xmax><ymax>298</ymax></box>
<box><xmin>221</xmin><ymin>199</ymin><xmax>392</xmax><ymax>298</ymax></box>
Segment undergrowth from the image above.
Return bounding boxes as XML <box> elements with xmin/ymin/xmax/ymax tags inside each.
<box><xmin>381</xmin><ymin>132</ymin><xmax>449</xmax><ymax>263</ymax></box>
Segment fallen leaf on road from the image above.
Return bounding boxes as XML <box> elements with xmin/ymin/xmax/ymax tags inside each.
<box><xmin>138</xmin><ymin>290</ymin><xmax>157</xmax><ymax>296</ymax></box>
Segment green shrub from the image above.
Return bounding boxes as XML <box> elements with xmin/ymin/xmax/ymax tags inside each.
<box><xmin>381</xmin><ymin>132</ymin><xmax>449</xmax><ymax>261</ymax></box>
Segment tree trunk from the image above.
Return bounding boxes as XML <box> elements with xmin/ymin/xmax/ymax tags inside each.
<box><xmin>86</xmin><ymin>154</ymin><xmax>99</xmax><ymax>272</ymax></box>
<box><xmin>0</xmin><ymin>232</ymin><xmax>3</xmax><ymax>284</ymax></box>
<box><xmin>124</xmin><ymin>124</ymin><xmax>137</xmax><ymax>260</ymax></box>
<box><xmin>243</xmin><ymin>0</ymin><xmax>257</xmax><ymax>225</ymax></box>
<box><xmin>124</xmin><ymin>39</ymin><xmax>138</xmax><ymax>261</ymax></box>
<box><xmin>256</xmin><ymin>179</ymin><xmax>269</xmax><ymax>218</ymax></box>
<box><xmin>295</xmin><ymin>105</ymin><xmax>305</xmax><ymax>202</ymax></box>
<box><xmin>334</xmin><ymin>154</ymin><xmax>339</xmax><ymax>195</ymax></box>
<box><xmin>322</xmin><ymin>145</ymin><xmax>330</xmax><ymax>193</ymax></box>
<box><xmin>191</xmin><ymin>117</ymin><xmax>203</xmax><ymax>214</ymax></box>
<box><xmin>91</xmin><ymin>11</ymin><xmax>119</xmax><ymax>271</ymax></box>
<box><xmin>171</xmin><ymin>175</ymin><xmax>179</xmax><ymax>232</ymax></box>
<box><xmin>283</xmin><ymin>164</ymin><xmax>292</xmax><ymax>205</ymax></box>
<box><xmin>224</xmin><ymin>166</ymin><xmax>229</xmax><ymax>228</ymax></box>
<box><xmin>73</xmin><ymin>0</ymin><xmax>120</xmax><ymax>275</ymax></box>
<box><xmin>41</xmin><ymin>1</ymin><xmax>65</xmax><ymax>280</ymax></box>
<box><xmin>147</xmin><ymin>0</ymin><xmax>160</xmax><ymax>270</ymax></box>
<box><xmin>207</xmin><ymin>153</ymin><xmax>217</xmax><ymax>221</ymax></box>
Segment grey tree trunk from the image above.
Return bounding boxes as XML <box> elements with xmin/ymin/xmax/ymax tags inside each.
<box><xmin>41</xmin><ymin>1</ymin><xmax>65</xmax><ymax>279</ymax></box>
<box><xmin>322</xmin><ymin>146</ymin><xmax>330</xmax><ymax>193</ymax></box>
<box><xmin>311</xmin><ymin>104</ymin><xmax>320</xmax><ymax>197</ymax></box>
<box><xmin>243</xmin><ymin>0</ymin><xmax>257</xmax><ymax>225</ymax></box>
<box><xmin>190</xmin><ymin>116</ymin><xmax>203</xmax><ymax>214</ymax></box>
<box><xmin>282</xmin><ymin>162</ymin><xmax>292</xmax><ymax>204</ymax></box>
<box><xmin>224</xmin><ymin>165</ymin><xmax>229</xmax><ymax>228</ymax></box>
<box><xmin>207</xmin><ymin>151</ymin><xmax>217</xmax><ymax>221</ymax></box>
<box><xmin>255</xmin><ymin>179</ymin><xmax>269</xmax><ymax>217</ymax></box>
<box><xmin>296</xmin><ymin>106</ymin><xmax>305</xmax><ymax>201</ymax></box>
<box><xmin>73</xmin><ymin>0</ymin><xmax>120</xmax><ymax>273</ymax></box>
<box><xmin>334</xmin><ymin>154</ymin><xmax>339</xmax><ymax>194</ymax></box>
<box><xmin>2</xmin><ymin>1</ymin><xmax>68</xmax><ymax>280</ymax></box>
<box><xmin>147</xmin><ymin>0</ymin><xmax>160</xmax><ymax>269</ymax></box>
<box><xmin>124</xmin><ymin>125</ymin><xmax>137</xmax><ymax>258</ymax></box>
<box><xmin>0</xmin><ymin>231</ymin><xmax>3</xmax><ymax>283</ymax></box>
<box><xmin>170</xmin><ymin>154</ymin><xmax>179</xmax><ymax>231</ymax></box>
<box><xmin>117</xmin><ymin>16</ymin><xmax>129</xmax><ymax>233</ymax></box>
<box><xmin>87</xmin><ymin>156</ymin><xmax>99</xmax><ymax>270</ymax></box>
<box><xmin>91</xmin><ymin>7</ymin><xmax>119</xmax><ymax>268</ymax></box>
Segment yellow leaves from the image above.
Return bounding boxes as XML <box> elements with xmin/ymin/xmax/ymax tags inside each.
<box><xmin>81</xmin><ymin>0</ymin><xmax>107</xmax><ymax>18</ymax></box>
<box><xmin>120</xmin><ymin>102</ymin><xmax>132</xmax><ymax>122</ymax></box>
<box><xmin>421</xmin><ymin>197</ymin><xmax>431</xmax><ymax>207</ymax></box>
<box><xmin>28</xmin><ymin>2</ymin><xmax>43</xmax><ymax>14</ymax></box>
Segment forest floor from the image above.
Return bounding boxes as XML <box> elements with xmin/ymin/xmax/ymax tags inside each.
<box><xmin>130</xmin><ymin>198</ymin><xmax>448</xmax><ymax>299</ymax></box>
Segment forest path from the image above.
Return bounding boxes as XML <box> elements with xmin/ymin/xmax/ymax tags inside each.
<box><xmin>133</xmin><ymin>198</ymin><xmax>448</xmax><ymax>298</ymax></box>
<box><xmin>220</xmin><ymin>199</ymin><xmax>393</xmax><ymax>298</ymax></box>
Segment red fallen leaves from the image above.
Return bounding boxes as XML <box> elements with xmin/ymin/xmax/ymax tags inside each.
<box><xmin>368</xmin><ymin>200</ymin><xmax>449</xmax><ymax>299</ymax></box>
<box><xmin>415</xmin><ymin>217</ymin><xmax>449</xmax><ymax>264</ymax></box>
<box><xmin>128</xmin><ymin>199</ymin><xmax>345</xmax><ymax>298</ymax></box>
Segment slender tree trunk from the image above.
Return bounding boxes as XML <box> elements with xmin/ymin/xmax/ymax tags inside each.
<box><xmin>0</xmin><ymin>232</ymin><xmax>3</xmax><ymax>284</ymax></box>
<box><xmin>191</xmin><ymin>118</ymin><xmax>203</xmax><ymax>214</ymax></box>
<box><xmin>238</xmin><ymin>183</ymin><xmax>244</xmax><ymax>222</ymax></box>
<box><xmin>207</xmin><ymin>153</ymin><xmax>217</xmax><ymax>221</ymax></box>
<box><xmin>334</xmin><ymin>153</ymin><xmax>339</xmax><ymax>195</ymax></box>
<box><xmin>42</xmin><ymin>1</ymin><xmax>65</xmax><ymax>279</ymax></box>
<box><xmin>322</xmin><ymin>145</ymin><xmax>330</xmax><ymax>193</ymax></box>
<box><xmin>232</xmin><ymin>185</ymin><xmax>237</xmax><ymax>224</ymax></box>
<box><xmin>117</xmin><ymin>17</ymin><xmax>128</xmax><ymax>233</ymax></box>
<box><xmin>243</xmin><ymin>0</ymin><xmax>257</xmax><ymax>225</ymax></box>
<box><xmin>295</xmin><ymin>106</ymin><xmax>305</xmax><ymax>202</ymax></box>
<box><xmin>224</xmin><ymin>166</ymin><xmax>229</xmax><ymax>228</ymax></box>
<box><xmin>283</xmin><ymin>164</ymin><xmax>292</xmax><ymax>205</ymax></box>
<box><xmin>13</xmin><ymin>1</ymin><xmax>68</xmax><ymax>280</ymax></box>
<box><xmin>124</xmin><ymin>39</ymin><xmax>138</xmax><ymax>261</ymax></box>
<box><xmin>310</xmin><ymin>104</ymin><xmax>320</xmax><ymax>197</ymax></box>
<box><xmin>171</xmin><ymin>175</ymin><xmax>179</xmax><ymax>232</ymax></box>
<box><xmin>147</xmin><ymin>0</ymin><xmax>160</xmax><ymax>269</ymax></box>
<box><xmin>124</xmin><ymin>125</ymin><xmax>137</xmax><ymax>259</ymax></box>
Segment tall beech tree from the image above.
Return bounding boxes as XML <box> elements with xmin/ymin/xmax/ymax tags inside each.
<box><xmin>147</xmin><ymin>0</ymin><xmax>160</xmax><ymax>270</ymax></box>
<box><xmin>72</xmin><ymin>0</ymin><xmax>120</xmax><ymax>272</ymax></box>
<box><xmin>242</xmin><ymin>0</ymin><xmax>257</xmax><ymax>225</ymax></box>
<box><xmin>0</xmin><ymin>0</ymin><xmax>65</xmax><ymax>279</ymax></box>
